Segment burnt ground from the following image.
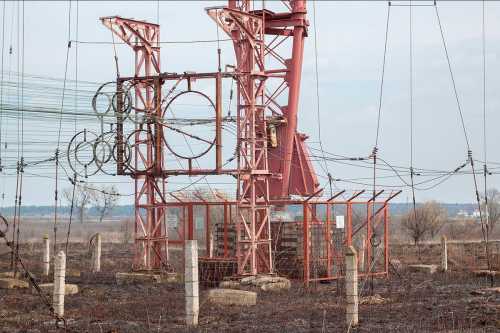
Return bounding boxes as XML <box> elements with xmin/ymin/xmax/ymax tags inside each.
<box><xmin>0</xmin><ymin>243</ymin><xmax>499</xmax><ymax>333</ymax></box>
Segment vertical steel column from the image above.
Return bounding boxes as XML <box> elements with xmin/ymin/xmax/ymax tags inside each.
<box><xmin>101</xmin><ymin>17</ymin><xmax>166</xmax><ymax>271</ymax></box>
<box><xmin>325</xmin><ymin>203</ymin><xmax>332</xmax><ymax>278</ymax></box>
<box><xmin>303</xmin><ymin>202</ymin><xmax>310</xmax><ymax>286</ymax></box>
<box><xmin>187</xmin><ymin>204</ymin><xmax>194</xmax><ymax>241</ymax></box>
<box><xmin>346</xmin><ymin>203</ymin><xmax>353</xmax><ymax>246</ymax></box>
<box><xmin>205</xmin><ymin>206</ymin><xmax>211</xmax><ymax>256</ymax></box>
<box><xmin>208</xmin><ymin>3</ymin><xmax>272</xmax><ymax>275</ymax></box>
<box><xmin>366</xmin><ymin>202</ymin><xmax>372</xmax><ymax>275</ymax></box>
<box><xmin>384</xmin><ymin>204</ymin><xmax>389</xmax><ymax>276</ymax></box>
<box><xmin>223</xmin><ymin>203</ymin><xmax>229</xmax><ymax>257</ymax></box>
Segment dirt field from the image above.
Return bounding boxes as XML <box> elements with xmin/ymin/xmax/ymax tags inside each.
<box><xmin>0</xmin><ymin>242</ymin><xmax>499</xmax><ymax>333</ymax></box>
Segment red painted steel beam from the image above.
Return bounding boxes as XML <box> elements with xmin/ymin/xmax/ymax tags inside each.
<box><xmin>101</xmin><ymin>16</ymin><xmax>166</xmax><ymax>271</ymax></box>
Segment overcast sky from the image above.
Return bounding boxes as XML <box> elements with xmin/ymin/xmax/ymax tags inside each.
<box><xmin>1</xmin><ymin>0</ymin><xmax>500</xmax><ymax>206</ymax></box>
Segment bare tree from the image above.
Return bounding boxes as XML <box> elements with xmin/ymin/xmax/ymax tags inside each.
<box><xmin>424</xmin><ymin>201</ymin><xmax>447</xmax><ymax>240</ymax></box>
<box><xmin>401</xmin><ymin>201</ymin><xmax>446</xmax><ymax>260</ymax></box>
<box><xmin>63</xmin><ymin>183</ymin><xmax>93</xmax><ymax>224</ymax></box>
<box><xmin>401</xmin><ymin>208</ymin><xmax>429</xmax><ymax>246</ymax></box>
<box><xmin>482</xmin><ymin>188</ymin><xmax>500</xmax><ymax>234</ymax></box>
<box><xmin>480</xmin><ymin>188</ymin><xmax>500</xmax><ymax>285</ymax></box>
<box><xmin>402</xmin><ymin>201</ymin><xmax>446</xmax><ymax>244</ymax></box>
<box><xmin>90</xmin><ymin>185</ymin><xmax>119</xmax><ymax>223</ymax></box>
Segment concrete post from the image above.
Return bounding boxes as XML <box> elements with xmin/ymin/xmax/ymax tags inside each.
<box><xmin>209</xmin><ymin>233</ymin><xmax>214</xmax><ymax>258</ymax></box>
<box><xmin>43</xmin><ymin>235</ymin><xmax>50</xmax><ymax>276</ymax></box>
<box><xmin>53</xmin><ymin>251</ymin><xmax>66</xmax><ymax>317</ymax></box>
<box><xmin>441</xmin><ymin>235</ymin><xmax>447</xmax><ymax>272</ymax></box>
<box><xmin>185</xmin><ymin>240</ymin><xmax>199</xmax><ymax>327</ymax></box>
<box><xmin>345</xmin><ymin>246</ymin><xmax>358</xmax><ymax>328</ymax></box>
<box><xmin>91</xmin><ymin>233</ymin><xmax>101</xmax><ymax>273</ymax></box>
<box><xmin>358</xmin><ymin>235</ymin><xmax>365</xmax><ymax>273</ymax></box>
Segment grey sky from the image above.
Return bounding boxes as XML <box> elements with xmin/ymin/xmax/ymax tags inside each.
<box><xmin>0</xmin><ymin>1</ymin><xmax>499</xmax><ymax>205</ymax></box>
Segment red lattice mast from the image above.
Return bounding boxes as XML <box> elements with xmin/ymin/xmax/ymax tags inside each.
<box><xmin>101</xmin><ymin>16</ymin><xmax>167</xmax><ymax>271</ymax></box>
<box><xmin>208</xmin><ymin>0</ymin><xmax>318</xmax><ymax>275</ymax></box>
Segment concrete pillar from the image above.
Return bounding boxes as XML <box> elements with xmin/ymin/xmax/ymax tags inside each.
<box><xmin>43</xmin><ymin>235</ymin><xmax>50</xmax><ymax>276</ymax></box>
<box><xmin>91</xmin><ymin>233</ymin><xmax>101</xmax><ymax>273</ymax></box>
<box><xmin>345</xmin><ymin>246</ymin><xmax>358</xmax><ymax>328</ymax></box>
<box><xmin>358</xmin><ymin>236</ymin><xmax>365</xmax><ymax>273</ymax></box>
<box><xmin>53</xmin><ymin>251</ymin><xmax>66</xmax><ymax>317</ymax></box>
<box><xmin>209</xmin><ymin>233</ymin><xmax>214</xmax><ymax>258</ymax></box>
<box><xmin>441</xmin><ymin>235</ymin><xmax>447</xmax><ymax>272</ymax></box>
<box><xmin>185</xmin><ymin>240</ymin><xmax>199</xmax><ymax>327</ymax></box>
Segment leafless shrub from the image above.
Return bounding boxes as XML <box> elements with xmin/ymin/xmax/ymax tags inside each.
<box><xmin>402</xmin><ymin>201</ymin><xmax>446</xmax><ymax>259</ymax></box>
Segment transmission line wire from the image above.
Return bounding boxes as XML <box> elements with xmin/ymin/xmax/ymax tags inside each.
<box><xmin>312</xmin><ymin>0</ymin><xmax>333</xmax><ymax>197</ymax></box>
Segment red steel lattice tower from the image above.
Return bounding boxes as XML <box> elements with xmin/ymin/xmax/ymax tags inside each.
<box><xmin>101</xmin><ymin>0</ymin><xmax>318</xmax><ymax>276</ymax></box>
<box><xmin>101</xmin><ymin>17</ymin><xmax>167</xmax><ymax>271</ymax></box>
<box><xmin>208</xmin><ymin>3</ymin><xmax>273</xmax><ymax>275</ymax></box>
<box><xmin>208</xmin><ymin>0</ymin><xmax>318</xmax><ymax>275</ymax></box>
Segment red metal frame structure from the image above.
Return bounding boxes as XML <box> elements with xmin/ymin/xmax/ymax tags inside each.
<box><xmin>207</xmin><ymin>3</ymin><xmax>273</xmax><ymax>275</ymax></box>
<box><xmin>155</xmin><ymin>189</ymin><xmax>400</xmax><ymax>285</ymax></box>
<box><xmin>101</xmin><ymin>16</ymin><xmax>167</xmax><ymax>270</ymax></box>
<box><xmin>100</xmin><ymin>2</ymin><xmax>400</xmax><ymax>279</ymax></box>
<box><xmin>206</xmin><ymin>0</ymin><xmax>321</xmax><ymax>275</ymax></box>
<box><xmin>300</xmin><ymin>190</ymin><xmax>401</xmax><ymax>286</ymax></box>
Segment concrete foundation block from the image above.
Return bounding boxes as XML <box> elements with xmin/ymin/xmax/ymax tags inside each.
<box><xmin>115</xmin><ymin>272</ymin><xmax>161</xmax><ymax>285</ymax></box>
<box><xmin>260</xmin><ymin>280</ymin><xmax>291</xmax><ymax>292</ymax></box>
<box><xmin>408</xmin><ymin>264</ymin><xmax>438</xmax><ymax>274</ymax></box>
<box><xmin>219</xmin><ymin>280</ymin><xmax>241</xmax><ymax>289</ymax></box>
<box><xmin>207</xmin><ymin>289</ymin><xmax>257</xmax><ymax>306</ymax></box>
<box><xmin>240</xmin><ymin>276</ymin><xmax>257</xmax><ymax>285</ymax></box>
<box><xmin>33</xmin><ymin>283</ymin><xmax>79</xmax><ymax>295</ymax></box>
<box><xmin>360</xmin><ymin>294</ymin><xmax>387</xmax><ymax>305</ymax></box>
<box><xmin>0</xmin><ymin>278</ymin><xmax>29</xmax><ymax>289</ymax></box>
<box><xmin>253</xmin><ymin>275</ymin><xmax>288</xmax><ymax>287</ymax></box>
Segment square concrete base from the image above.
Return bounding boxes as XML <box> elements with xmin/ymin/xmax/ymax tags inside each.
<box><xmin>32</xmin><ymin>283</ymin><xmax>79</xmax><ymax>295</ymax></box>
<box><xmin>408</xmin><ymin>264</ymin><xmax>438</xmax><ymax>274</ymax></box>
<box><xmin>207</xmin><ymin>289</ymin><xmax>257</xmax><ymax>306</ymax></box>
<box><xmin>115</xmin><ymin>272</ymin><xmax>161</xmax><ymax>285</ymax></box>
<box><xmin>0</xmin><ymin>278</ymin><xmax>29</xmax><ymax>289</ymax></box>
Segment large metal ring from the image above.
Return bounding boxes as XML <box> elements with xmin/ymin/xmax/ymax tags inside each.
<box><xmin>123</xmin><ymin>80</ymin><xmax>158</xmax><ymax>125</ymax></box>
<box><xmin>67</xmin><ymin>129</ymin><xmax>100</xmax><ymax>178</ymax></box>
<box><xmin>92</xmin><ymin>131</ymin><xmax>116</xmax><ymax>176</ymax></box>
<box><xmin>124</xmin><ymin>128</ymin><xmax>155</xmax><ymax>173</ymax></box>
<box><xmin>92</xmin><ymin>82</ymin><xmax>115</xmax><ymax>117</ymax></box>
<box><xmin>162</xmin><ymin>90</ymin><xmax>216</xmax><ymax>160</ymax></box>
<box><xmin>112</xmin><ymin>141</ymin><xmax>132</xmax><ymax>166</ymax></box>
<box><xmin>111</xmin><ymin>82</ymin><xmax>133</xmax><ymax>119</ymax></box>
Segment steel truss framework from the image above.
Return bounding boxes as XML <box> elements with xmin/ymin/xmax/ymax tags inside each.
<box><xmin>101</xmin><ymin>16</ymin><xmax>167</xmax><ymax>270</ymax></box>
<box><xmin>161</xmin><ymin>189</ymin><xmax>400</xmax><ymax>284</ymax></box>
<box><xmin>100</xmin><ymin>1</ymin><xmax>395</xmax><ymax>276</ymax></box>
